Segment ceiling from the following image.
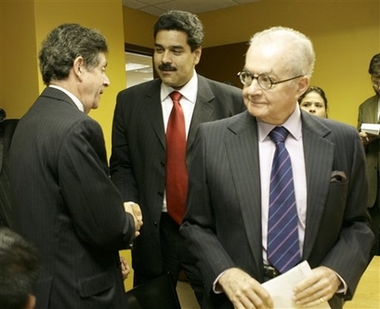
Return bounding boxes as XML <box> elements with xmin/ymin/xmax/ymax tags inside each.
<box><xmin>122</xmin><ymin>0</ymin><xmax>261</xmax><ymax>16</ymax></box>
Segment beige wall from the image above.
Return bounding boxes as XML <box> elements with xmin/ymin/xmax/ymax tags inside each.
<box><xmin>123</xmin><ymin>0</ymin><xmax>380</xmax><ymax>126</ymax></box>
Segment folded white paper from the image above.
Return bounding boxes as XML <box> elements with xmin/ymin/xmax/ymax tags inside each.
<box><xmin>361</xmin><ymin>123</ymin><xmax>380</xmax><ymax>135</ymax></box>
<box><xmin>262</xmin><ymin>261</ymin><xmax>331</xmax><ymax>309</ymax></box>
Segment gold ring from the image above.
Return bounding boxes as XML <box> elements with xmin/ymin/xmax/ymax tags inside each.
<box><xmin>320</xmin><ymin>297</ymin><xmax>324</xmax><ymax>303</ymax></box>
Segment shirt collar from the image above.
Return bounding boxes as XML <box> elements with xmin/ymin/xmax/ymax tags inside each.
<box><xmin>49</xmin><ymin>85</ymin><xmax>84</xmax><ymax>112</ymax></box>
<box><xmin>257</xmin><ymin>104</ymin><xmax>302</xmax><ymax>142</ymax></box>
<box><xmin>160</xmin><ymin>70</ymin><xmax>198</xmax><ymax>104</ymax></box>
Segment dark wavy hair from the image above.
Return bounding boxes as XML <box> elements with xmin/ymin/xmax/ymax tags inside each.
<box><xmin>38</xmin><ymin>23</ymin><xmax>108</xmax><ymax>85</ymax></box>
<box><xmin>368</xmin><ymin>53</ymin><xmax>380</xmax><ymax>76</ymax></box>
<box><xmin>298</xmin><ymin>86</ymin><xmax>328</xmax><ymax>110</ymax></box>
<box><xmin>0</xmin><ymin>228</ymin><xmax>40</xmax><ymax>309</ymax></box>
<box><xmin>153</xmin><ymin>10</ymin><xmax>204</xmax><ymax>52</ymax></box>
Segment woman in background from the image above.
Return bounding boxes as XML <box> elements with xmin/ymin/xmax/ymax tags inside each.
<box><xmin>299</xmin><ymin>86</ymin><xmax>328</xmax><ymax>118</ymax></box>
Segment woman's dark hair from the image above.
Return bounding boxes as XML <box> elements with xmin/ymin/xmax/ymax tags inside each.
<box><xmin>298</xmin><ymin>86</ymin><xmax>328</xmax><ymax>110</ymax></box>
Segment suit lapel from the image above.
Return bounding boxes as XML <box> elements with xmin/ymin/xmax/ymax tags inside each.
<box><xmin>144</xmin><ymin>80</ymin><xmax>166</xmax><ymax>148</ymax></box>
<box><xmin>225</xmin><ymin>112</ymin><xmax>263</xmax><ymax>270</ymax></box>
<box><xmin>366</xmin><ymin>96</ymin><xmax>379</xmax><ymax>123</ymax></box>
<box><xmin>187</xmin><ymin>76</ymin><xmax>215</xmax><ymax>151</ymax></box>
<box><xmin>301</xmin><ymin>113</ymin><xmax>335</xmax><ymax>258</ymax></box>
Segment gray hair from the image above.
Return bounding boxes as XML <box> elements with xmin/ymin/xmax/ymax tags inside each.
<box><xmin>249</xmin><ymin>26</ymin><xmax>315</xmax><ymax>77</ymax></box>
<box><xmin>38</xmin><ymin>23</ymin><xmax>108</xmax><ymax>85</ymax></box>
<box><xmin>154</xmin><ymin>10</ymin><xmax>204</xmax><ymax>52</ymax></box>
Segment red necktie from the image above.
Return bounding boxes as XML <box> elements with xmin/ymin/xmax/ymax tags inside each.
<box><xmin>166</xmin><ymin>91</ymin><xmax>187</xmax><ymax>224</ymax></box>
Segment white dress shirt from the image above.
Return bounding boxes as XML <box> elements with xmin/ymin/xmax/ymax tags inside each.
<box><xmin>161</xmin><ymin>71</ymin><xmax>198</xmax><ymax>212</ymax></box>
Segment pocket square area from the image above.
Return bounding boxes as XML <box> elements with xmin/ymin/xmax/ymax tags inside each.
<box><xmin>330</xmin><ymin>170</ymin><xmax>347</xmax><ymax>182</ymax></box>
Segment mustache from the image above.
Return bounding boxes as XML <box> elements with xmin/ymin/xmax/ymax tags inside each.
<box><xmin>158</xmin><ymin>64</ymin><xmax>177</xmax><ymax>71</ymax></box>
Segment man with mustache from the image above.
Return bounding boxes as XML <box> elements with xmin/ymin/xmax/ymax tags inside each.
<box><xmin>110</xmin><ymin>10</ymin><xmax>245</xmax><ymax>305</ymax></box>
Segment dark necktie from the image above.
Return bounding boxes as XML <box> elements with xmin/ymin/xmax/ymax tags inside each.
<box><xmin>267</xmin><ymin>126</ymin><xmax>301</xmax><ymax>273</ymax></box>
<box><xmin>165</xmin><ymin>91</ymin><xmax>187</xmax><ymax>224</ymax></box>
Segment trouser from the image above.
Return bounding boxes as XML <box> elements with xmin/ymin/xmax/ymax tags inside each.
<box><xmin>159</xmin><ymin>212</ymin><xmax>205</xmax><ymax>306</ymax></box>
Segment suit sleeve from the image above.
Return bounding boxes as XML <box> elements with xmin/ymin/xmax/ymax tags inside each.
<box><xmin>110</xmin><ymin>91</ymin><xmax>139</xmax><ymax>202</ymax></box>
<box><xmin>180</xmin><ymin>125</ymin><xmax>237</xmax><ymax>291</ymax></box>
<box><xmin>58</xmin><ymin>117</ymin><xmax>135</xmax><ymax>250</ymax></box>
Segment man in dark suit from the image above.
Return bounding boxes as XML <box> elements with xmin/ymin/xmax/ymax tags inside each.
<box><xmin>358</xmin><ymin>53</ymin><xmax>380</xmax><ymax>256</ymax></box>
<box><xmin>180</xmin><ymin>27</ymin><xmax>373</xmax><ymax>309</ymax></box>
<box><xmin>110</xmin><ymin>10</ymin><xmax>245</xmax><ymax>304</ymax></box>
<box><xmin>0</xmin><ymin>108</ymin><xmax>18</xmax><ymax>228</ymax></box>
<box><xmin>10</xmin><ymin>24</ymin><xmax>142</xmax><ymax>309</ymax></box>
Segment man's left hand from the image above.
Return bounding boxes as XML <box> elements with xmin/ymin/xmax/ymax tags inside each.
<box><xmin>292</xmin><ymin>266</ymin><xmax>341</xmax><ymax>307</ymax></box>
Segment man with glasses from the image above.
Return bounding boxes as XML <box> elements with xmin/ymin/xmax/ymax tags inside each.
<box><xmin>358</xmin><ymin>53</ymin><xmax>380</xmax><ymax>256</ymax></box>
<box><xmin>181</xmin><ymin>27</ymin><xmax>373</xmax><ymax>309</ymax></box>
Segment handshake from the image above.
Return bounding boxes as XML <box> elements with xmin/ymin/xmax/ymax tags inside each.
<box><xmin>124</xmin><ymin>202</ymin><xmax>143</xmax><ymax>237</ymax></box>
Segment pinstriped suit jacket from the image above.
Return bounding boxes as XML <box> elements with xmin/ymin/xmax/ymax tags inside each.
<box><xmin>357</xmin><ymin>94</ymin><xmax>380</xmax><ymax>208</ymax></box>
<box><xmin>181</xmin><ymin>110</ymin><xmax>373</xmax><ymax>309</ymax></box>
<box><xmin>110</xmin><ymin>75</ymin><xmax>245</xmax><ymax>278</ymax></box>
<box><xmin>10</xmin><ymin>87</ymin><xmax>135</xmax><ymax>309</ymax></box>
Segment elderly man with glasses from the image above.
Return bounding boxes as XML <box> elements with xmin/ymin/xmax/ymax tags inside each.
<box><xmin>181</xmin><ymin>26</ymin><xmax>373</xmax><ymax>309</ymax></box>
<box><xmin>358</xmin><ymin>53</ymin><xmax>380</xmax><ymax>257</ymax></box>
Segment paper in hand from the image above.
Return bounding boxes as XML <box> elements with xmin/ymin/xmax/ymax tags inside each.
<box><xmin>262</xmin><ymin>261</ymin><xmax>331</xmax><ymax>308</ymax></box>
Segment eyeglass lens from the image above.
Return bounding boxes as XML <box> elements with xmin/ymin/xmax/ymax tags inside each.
<box><xmin>238</xmin><ymin>71</ymin><xmax>272</xmax><ymax>89</ymax></box>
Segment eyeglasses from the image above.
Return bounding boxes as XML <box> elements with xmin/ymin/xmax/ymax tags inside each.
<box><xmin>237</xmin><ymin>70</ymin><xmax>303</xmax><ymax>90</ymax></box>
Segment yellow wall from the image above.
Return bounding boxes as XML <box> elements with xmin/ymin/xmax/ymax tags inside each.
<box><xmin>123</xmin><ymin>6</ymin><xmax>156</xmax><ymax>48</ymax></box>
<box><xmin>1</xmin><ymin>0</ymin><xmax>40</xmax><ymax>117</ymax></box>
<box><xmin>123</xmin><ymin>0</ymin><xmax>380</xmax><ymax>126</ymax></box>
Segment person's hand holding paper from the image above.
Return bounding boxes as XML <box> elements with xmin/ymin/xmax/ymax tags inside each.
<box><xmin>262</xmin><ymin>261</ymin><xmax>334</xmax><ymax>308</ymax></box>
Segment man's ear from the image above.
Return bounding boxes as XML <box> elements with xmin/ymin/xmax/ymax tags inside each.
<box><xmin>24</xmin><ymin>294</ymin><xmax>36</xmax><ymax>309</ymax></box>
<box><xmin>296</xmin><ymin>76</ymin><xmax>310</xmax><ymax>98</ymax></box>
<box><xmin>193</xmin><ymin>46</ymin><xmax>202</xmax><ymax>66</ymax></box>
<box><xmin>73</xmin><ymin>56</ymin><xmax>85</xmax><ymax>78</ymax></box>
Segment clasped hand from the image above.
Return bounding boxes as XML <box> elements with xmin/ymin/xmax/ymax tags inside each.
<box><xmin>123</xmin><ymin>202</ymin><xmax>143</xmax><ymax>237</ymax></box>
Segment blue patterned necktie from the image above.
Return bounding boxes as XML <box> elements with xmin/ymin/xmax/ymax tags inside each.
<box><xmin>267</xmin><ymin>126</ymin><xmax>301</xmax><ymax>273</ymax></box>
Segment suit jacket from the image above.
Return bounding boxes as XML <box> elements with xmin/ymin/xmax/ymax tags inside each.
<box><xmin>357</xmin><ymin>94</ymin><xmax>380</xmax><ymax>208</ymax></box>
<box><xmin>180</xmin><ymin>111</ymin><xmax>373</xmax><ymax>309</ymax></box>
<box><xmin>0</xmin><ymin>119</ymin><xmax>18</xmax><ymax>228</ymax></box>
<box><xmin>10</xmin><ymin>87</ymin><xmax>135</xmax><ymax>309</ymax></box>
<box><xmin>110</xmin><ymin>75</ymin><xmax>245</xmax><ymax>278</ymax></box>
